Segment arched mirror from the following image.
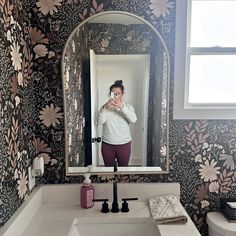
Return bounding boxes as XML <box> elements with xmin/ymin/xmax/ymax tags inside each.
<box><xmin>62</xmin><ymin>11</ymin><xmax>170</xmax><ymax>175</ymax></box>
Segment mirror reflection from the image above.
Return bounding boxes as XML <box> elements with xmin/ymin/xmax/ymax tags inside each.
<box><xmin>97</xmin><ymin>79</ymin><xmax>137</xmax><ymax>167</ymax></box>
<box><xmin>62</xmin><ymin>11</ymin><xmax>169</xmax><ymax>174</ymax></box>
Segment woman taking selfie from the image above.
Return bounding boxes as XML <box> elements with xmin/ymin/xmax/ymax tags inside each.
<box><xmin>98</xmin><ymin>80</ymin><xmax>137</xmax><ymax>167</ymax></box>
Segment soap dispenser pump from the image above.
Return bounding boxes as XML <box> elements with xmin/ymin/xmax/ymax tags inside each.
<box><xmin>80</xmin><ymin>174</ymin><xmax>94</xmax><ymax>209</ymax></box>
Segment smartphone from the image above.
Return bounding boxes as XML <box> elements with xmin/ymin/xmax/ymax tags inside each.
<box><xmin>110</xmin><ymin>92</ymin><xmax>115</xmax><ymax>99</ymax></box>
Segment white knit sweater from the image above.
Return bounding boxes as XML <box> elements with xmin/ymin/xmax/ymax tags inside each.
<box><xmin>97</xmin><ymin>104</ymin><xmax>137</xmax><ymax>145</ymax></box>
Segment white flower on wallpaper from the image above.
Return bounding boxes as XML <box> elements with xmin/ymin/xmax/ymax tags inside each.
<box><xmin>33</xmin><ymin>44</ymin><xmax>48</xmax><ymax>58</ymax></box>
<box><xmin>15</xmin><ymin>96</ymin><xmax>20</xmax><ymax>107</ymax></box>
<box><xmin>36</xmin><ymin>0</ymin><xmax>62</xmax><ymax>15</ymax></box>
<box><xmin>202</xmin><ymin>142</ymin><xmax>209</xmax><ymax>149</ymax></box>
<box><xmin>17</xmin><ymin>150</ymin><xmax>27</xmax><ymax>160</ymax></box>
<box><xmin>51</xmin><ymin>159</ymin><xmax>58</xmax><ymax>166</ymax></box>
<box><xmin>149</xmin><ymin>0</ymin><xmax>174</xmax><ymax>18</ymax></box>
<box><xmin>160</xmin><ymin>145</ymin><xmax>167</xmax><ymax>156</ymax></box>
<box><xmin>101</xmin><ymin>38</ymin><xmax>109</xmax><ymax>52</ymax></box>
<box><xmin>14</xmin><ymin>169</ymin><xmax>18</xmax><ymax>180</ymax></box>
<box><xmin>142</xmin><ymin>38</ymin><xmax>150</xmax><ymax>48</ymax></box>
<box><xmin>48</xmin><ymin>51</ymin><xmax>55</xmax><ymax>58</ymax></box>
<box><xmin>101</xmin><ymin>38</ymin><xmax>109</xmax><ymax>48</ymax></box>
<box><xmin>10</xmin><ymin>15</ymin><xmax>21</xmax><ymax>30</ymax></box>
<box><xmin>10</xmin><ymin>41</ymin><xmax>22</xmax><ymax>71</ymax></box>
<box><xmin>10</xmin><ymin>15</ymin><xmax>16</xmax><ymax>25</ymax></box>
<box><xmin>6</xmin><ymin>30</ymin><xmax>11</xmax><ymax>42</ymax></box>
<box><xmin>209</xmin><ymin>181</ymin><xmax>219</xmax><ymax>193</ymax></box>
<box><xmin>199</xmin><ymin>159</ymin><xmax>220</xmax><ymax>182</ymax></box>
<box><xmin>39</xmin><ymin>104</ymin><xmax>63</xmax><ymax>127</ymax></box>
<box><xmin>126</xmin><ymin>30</ymin><xmax>134</xmax><ymax>41</ymax></box>
<box><xmin>17</xmin><ymin>171</ymin><xmax>28</xmax><ymax>199</ymax></box>
<box><xmin>195</xmin><ymin>154</ymin><xmax>202</xmax><ymax>163</ymax></box>
<box><xmin>18</xmin><ymin>71</ymin><xmax>23</xmax><ymax>86</ymax></box>
<box><xmin>201</xmin><ymin>200</ymin><xmax>209</xmax><ymax>209</ymax></box>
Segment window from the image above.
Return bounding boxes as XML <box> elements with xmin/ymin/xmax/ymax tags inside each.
<box><xmin>174</xmin><ymin>0</ymin><xmax>236</xmax><ymax>119</ymax></box>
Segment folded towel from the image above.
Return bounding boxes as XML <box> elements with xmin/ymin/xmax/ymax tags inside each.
<box><xmin>149</xmin><ymin>194</ymin><xmax>188</xmax><ymax>224</ymax></box>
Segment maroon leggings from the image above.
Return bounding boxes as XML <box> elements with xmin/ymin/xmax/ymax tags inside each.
<box><xmin>101</xmin><ymin>141</ymin><xmax>131</xmax><ymax>167</ymax></box>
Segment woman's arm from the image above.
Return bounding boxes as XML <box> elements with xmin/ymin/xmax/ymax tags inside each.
<box><xmin>97</xmin><ymin>98</ymin><xmax>114</xmax><ymax>124</ymax></box>
<box><xmin>111</xmin><ymin>97</ymin><xmax>137</xmax><ymax>123</ymax></box>
<box><xmin>97</xmin><ymin>106</ymin><xmax>107</xmax><ymax>124</ymax></box>
<box><xmin>121</xmin><ymin>104</ymin><xmax>137</xmax><ymax>123</ymax></box>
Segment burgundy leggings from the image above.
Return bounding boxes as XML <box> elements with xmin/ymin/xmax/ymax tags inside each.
<box><xmin>101</xmin><ymin>141</ymin><xmax>131</xmax><ymax>167</ymax></box>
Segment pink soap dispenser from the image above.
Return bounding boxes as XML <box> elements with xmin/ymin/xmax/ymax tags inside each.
<box><xmin>80</xmin><ymin>174</ymin><xmax>94</xmax><ymax>208</ymax></box>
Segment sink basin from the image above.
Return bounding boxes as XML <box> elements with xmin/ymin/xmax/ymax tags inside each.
<box><xmin>68</xmin><ymin>217</ymin><xmax>160</xmax><ymax>236</ymax></box>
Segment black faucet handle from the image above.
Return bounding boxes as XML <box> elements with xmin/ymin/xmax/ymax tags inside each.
<box><xmin>121</xmin><ymin>198</ymin><xmax>139</xmax><ymax>213</ymax></box>
<box><xmin>93</xmin><ymin>198</ymin><xmax>109</xmax><ymax>213</ymax></box>
<box><xmin>111</xmin><ymin>201</ymin><xmax>119</xmax><ymax>213</ymax></box>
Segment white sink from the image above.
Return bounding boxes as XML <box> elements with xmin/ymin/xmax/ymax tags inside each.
<box><xmin>68</xmin><ymin>217</ymin><xmax>160</xmax><ymax>236</ymax></box>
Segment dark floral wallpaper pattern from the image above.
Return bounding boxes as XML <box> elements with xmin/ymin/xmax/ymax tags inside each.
<box><xmin>0</xmin><ymin>1</ymin><xmax>236</xmax><ymax>236</ymax></box>
<box><xmin>0</xmin><ymin>0</ymin><xmax>36</xmax><ymax>227</ymax></box>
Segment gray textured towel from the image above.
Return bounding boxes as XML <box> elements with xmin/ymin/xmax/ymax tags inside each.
<box><xmin>149</xmin><ymin>194</ymin><xmax>188</xmax><ymax>224</ymax></box>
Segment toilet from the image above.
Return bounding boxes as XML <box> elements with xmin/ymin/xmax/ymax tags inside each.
<box><xmin>207</xmin><ymin>212</ymin><xmax>236</xmax><ymax>236</ymax></box>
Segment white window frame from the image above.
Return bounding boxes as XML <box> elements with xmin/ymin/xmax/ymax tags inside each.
<box><xmin>174</xmin><ymin>0</ymin><xmax>236</xmax><ymax>119</ymax></box>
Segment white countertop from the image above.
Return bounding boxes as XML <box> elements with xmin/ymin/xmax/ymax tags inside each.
<box><xmin>21</xmin><ymin>202</ymin><xmax>151</xmax><ymax>236</ymax></box>
<box><xmin>21</xmin><ymin>202</ymin><xmax>200</xmax><ymax>236</ymax></box>
<box><xmin>0</xmin><ymin>183</ymin><xmax>201</xmax><ymax>236</ymax></box>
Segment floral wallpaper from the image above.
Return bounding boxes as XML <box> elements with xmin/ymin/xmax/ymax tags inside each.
<box><xmin>0</xmin><ymin>0</ymin><xmax>36</xmax><ymax>227</ymax></box>
<box><xmin>0</xmin><ymin>1</ymin><xmax>236</xmax><ymax>236</ymax></box>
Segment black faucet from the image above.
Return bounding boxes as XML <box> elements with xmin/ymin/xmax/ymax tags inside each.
<box><xmin>111</xmin><ymin>160</ymin><xmax>119</xmax><ymax>213</ymax></box>
<box><xmin>94</xmin><ymin>161</ymin><xmax>138</xmax><ymax>213</ymax></box>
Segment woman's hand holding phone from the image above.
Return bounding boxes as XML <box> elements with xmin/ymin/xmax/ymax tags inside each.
<box><xmin>110</xmin><ymin>96</ymin><xmax>124</xmax><ymax>109</ymax></box>
<box><xmin>103</xmin><ymin>92</ymin><xmax>124</xmax><ymax>109</ymax></box>
<box><xmin>115</xmin><ymin>97</ymin><xmax>124</xmax><ymax>109</ymax></box>
<box><xmin>102</xmin><ymin>97</ymin><xmax>116</xmax><ymax>109</ymax></box>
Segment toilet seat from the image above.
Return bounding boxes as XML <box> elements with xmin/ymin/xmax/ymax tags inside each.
<box><xmin>207</xmin><ymin>212</ymin><xmax>236</xmax><ymax>236</ymax></box>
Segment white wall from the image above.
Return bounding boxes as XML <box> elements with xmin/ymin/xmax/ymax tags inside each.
<box><xmin>94</xmin><ymin>54</ymin><xmax>150</xmax><ymax>166</ymax></box>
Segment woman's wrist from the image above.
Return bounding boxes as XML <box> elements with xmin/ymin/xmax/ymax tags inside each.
<box><xmin>120</xmin><ymin>103</ymin><xmax>125</xmax><ymax>109</ymax></box>
<box><xmin>103</xmin><ymin>102</ymin><xmax>109</xmax><ymax>109</ymax></box>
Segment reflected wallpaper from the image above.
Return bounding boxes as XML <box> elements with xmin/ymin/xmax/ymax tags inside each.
<box><xmin>0</xmin><ymin>0</ymin><xmax>236</xmax><ymax>235</ymax></box>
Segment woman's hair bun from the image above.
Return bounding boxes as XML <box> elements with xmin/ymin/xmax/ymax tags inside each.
<box><xmin>109</xmin><ymin>80</ymin><xmax>124</xmax><ymax>93</ymax></box>
<box><xmin>114</xmin><ymin>80</ymin><xmax>123</xmax><ymax>86</ymax></box>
